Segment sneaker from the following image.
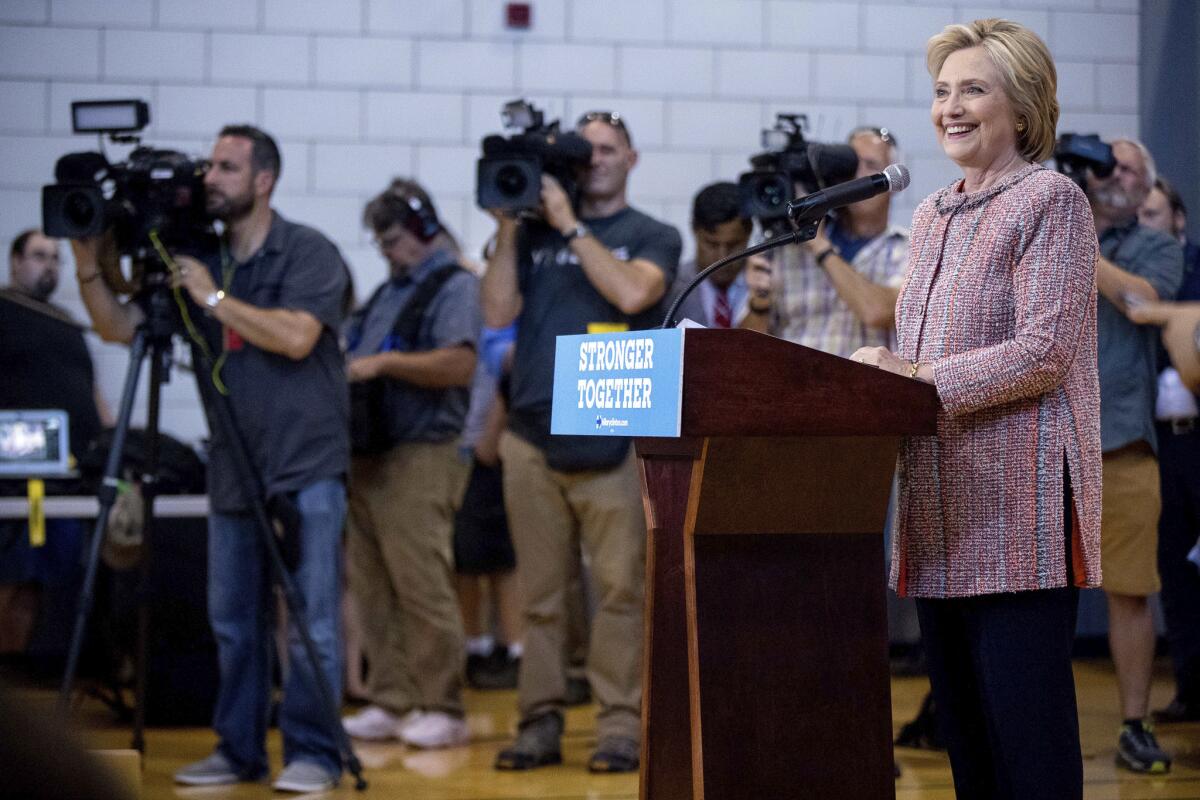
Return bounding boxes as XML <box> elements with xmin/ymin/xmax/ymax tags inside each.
<box><xmin>588</xmin><ymin>735</ymin><xmax>639</xmax><ymax>773</ymax></box>
<box><xmin>1153</xmin><ymin>697</ymin><xmax>1200</xmax><ymax>724</ymax></box>
<box><xmin>272</xmin><ymin>760</ymin><xmax>337</xmax><ymax>793</ymax></box>
<box><xmin>1116</xmin><ymin>722</ymin><xmax>1172</xmax><ymax>773</ymax></box>
<box><xmin>343</xmin><ymin>705</ymin><xmax>420</xmax><ymax>741</ymax></box>
<box><xmin>495</xmin><ymin>712</ymin><xmax>564</xmax><ymax>770</ymax></box>
<box><xmin>174</xmin><ymin>751</ymin><xmax>259</xmax><ymax>786</ymax></box>
<box><xmin>400</xmin><ymin>711</ymin><xmax>470</xmax><ymax>749</ymax></box>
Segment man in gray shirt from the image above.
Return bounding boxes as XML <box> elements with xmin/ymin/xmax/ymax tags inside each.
<box><xmin>1089</xmin><ymin>138</ymin><xmax>1184</xmax><ymax>774</ymax></box>
<box><xmin>341</xmin><ymin>179</ymin><xmax>480</xmax><ymax>751</ymax></box>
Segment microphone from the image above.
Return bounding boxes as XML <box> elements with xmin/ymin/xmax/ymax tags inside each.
<box><xmin>787</xmin><ymin>164</ymin><xmax>910</xmax><ymax>226</ymax></box>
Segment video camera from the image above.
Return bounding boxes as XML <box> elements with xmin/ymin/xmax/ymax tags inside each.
<box><xmin>1053</xmin><ymin>133</ymin><xmax>1116</xmax><ymax>190</ymax></box>
<box><xmin>738</xmin><ymin>113</ymin><xmax>859</xmax><ymax>224</ymax></box>
<box><xmin>476</xmin><ymin>99</ymin><xmax>593</xmax><ymax>213</ymax></box>
<box><xmin>42</xmin><ymin>100</ymin><xmax>213</xmax><ymax>267</ymax></box>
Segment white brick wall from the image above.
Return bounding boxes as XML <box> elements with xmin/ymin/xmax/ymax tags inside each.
<box><xmin>0</xmin><ymin>0</ymin><xmax>1141</xmax><ymax>445</ymax></box>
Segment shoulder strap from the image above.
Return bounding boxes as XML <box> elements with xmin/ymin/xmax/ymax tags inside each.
<box><xmin>391</xmin><ymin>263</ymin><xmax>464</xmax><ymax>349</ymax></box>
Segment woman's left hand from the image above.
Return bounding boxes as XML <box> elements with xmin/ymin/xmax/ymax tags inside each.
<box><xmin>850</xmin><ymin>346</ymin><xmax>911</xmax><ymax>377</ymax></box>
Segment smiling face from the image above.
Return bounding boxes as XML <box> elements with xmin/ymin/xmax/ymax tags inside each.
<box><xmin>931</xmin><ymin>46</ymin><xmax>1021</xmax><ymax>174</ymax></box>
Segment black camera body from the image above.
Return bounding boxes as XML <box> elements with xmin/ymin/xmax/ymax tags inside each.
<box><xmin>739</xmin><ymin>114</ymin><xmax>859</xmax><ymax>223</ymax></box>
<box><xmin>42</xmin><ymin>100</ymin><xmax>212</xmax><ymax>259</ymax></box>
<box><xmin>1053</xmin><ymin>133</ymin><xmax>1116</xmax><ymax>189</ymax></box>
<box><xmin>476</xmin><ymin>100</ymin><xmax>593</xmax><ymax>212</ymax></box>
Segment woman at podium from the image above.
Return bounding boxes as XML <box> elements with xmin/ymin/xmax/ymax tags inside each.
<box><xmin>851</xmin><ymin>19</ymin><xmax>1101</xmax><ymax>800</ymax></box>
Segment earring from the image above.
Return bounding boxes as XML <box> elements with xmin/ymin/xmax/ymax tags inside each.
<box><xmin>1016</xmin><ymin>119</ymin><xmax>1027</xmax><ymax>133</ymax></box>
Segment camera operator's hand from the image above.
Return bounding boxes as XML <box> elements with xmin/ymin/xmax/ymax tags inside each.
<box><xmin>540</xmin><ymin>174</ymin><xmax>578</xmax><ymax>235</ymax></box>
<box><xmin>70</xmin><ymin>231</ymin><xmax>119</xmax><ymax>283</ymax></box>
<box><xmin>173</xmin><ymin>255</ymin><xmax>217</xmax><ymax>306</ymax></box>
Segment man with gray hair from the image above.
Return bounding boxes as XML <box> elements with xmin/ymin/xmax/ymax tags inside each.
<box><xmin>1087</xmin><ymin>137</ymin><xmax>1184</xmax><ymax>773</ymax></box>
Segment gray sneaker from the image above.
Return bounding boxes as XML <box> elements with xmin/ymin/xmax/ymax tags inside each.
<box><xmin>272</xmin><ymin>760</ymin><xmax>337</xmax><ymax>793</ymax></box>
<box><xmin>174</xmin><ymin>752</ymin><xmax>244</xmax><ymax>786</ymax></box>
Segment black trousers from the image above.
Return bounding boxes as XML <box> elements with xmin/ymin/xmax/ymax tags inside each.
<box><xmin>916</xmin><ymin>585</ymin><xmax>1081</xmax><ymax>800</ymax></box>
<box><xmin>915</xmin><ymin>478</ymin><xmax>1082</xmax><ymax>799</ymax></box>
<box><xmin>1156</xmin><ymin>422</ymin><xmax>1200</xmax><ymax>706</ymax></box>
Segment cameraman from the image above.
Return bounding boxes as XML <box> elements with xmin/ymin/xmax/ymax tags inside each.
<box><xmin>1086</xmin><ymin>137</ymin><xmax>1183</xmax><ymax>773</ymax></box>
<box><xmin>742</xmin><ymin>127</ymin><xmax>909</xmax><ymax>355</ymax></box>
<box><xmin>482</xmin><ymin>110</ymin><xmax>681</xmax><ymax>773</ymax></box>
<box><xmin>340</xmin><ymin>179</ymin><xmax>480</xmax><ymax>749</ymax></box>
<box><xmin>72</xmin><ymin>124</ymin><xmax>350</xmax><ymax>794</ymax></box>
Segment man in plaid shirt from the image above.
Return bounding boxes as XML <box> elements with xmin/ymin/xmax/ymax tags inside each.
<box><xmin>743</xmin><ymin>126</ymin><xmax>910</xmax><ymax>356</ymax></box>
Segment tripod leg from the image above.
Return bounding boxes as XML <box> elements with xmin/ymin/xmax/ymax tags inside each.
<box><xmin>131</xmin><ymin>340</ymin><xmax>167</xmax><ymax>752</ymax></box>
<box><xmin>59</xmin><ymin>329</ymin><xmax>149</xmax><ymax>716</ymax></box>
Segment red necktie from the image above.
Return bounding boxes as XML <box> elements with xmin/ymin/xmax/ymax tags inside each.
<box><xmin>713</xmin><ymin>287</ymin><xmax>732</xmax><ymax>328</ymax></box>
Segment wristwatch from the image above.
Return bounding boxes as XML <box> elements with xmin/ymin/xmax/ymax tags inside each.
<box><xmin>204</xmin><ymin>289</ymin><xmax>225</xmax><ymax>311</ymax></box>
<box><xmin>562</xmin><ymin>222</ymin><xmax>589</xmax><ymax>243</ymax></box>
<box><xmin>815</xmin><ymin>246</ymin><xmax>838</xmax><ymax>267</ymax></box>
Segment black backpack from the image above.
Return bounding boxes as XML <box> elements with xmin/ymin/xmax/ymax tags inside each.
<box><xmin>349</xmin><ymin>263</ymin><xmax>463</xmax><ymax>455</ymax></box>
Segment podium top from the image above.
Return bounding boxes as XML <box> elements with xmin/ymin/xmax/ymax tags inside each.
<box><xmin>679</xmin><ymin>328</ymin><xmax>938</xmax><ymax>438</ymax></box>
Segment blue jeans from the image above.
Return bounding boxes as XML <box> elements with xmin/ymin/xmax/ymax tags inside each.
<box><xmin>207</xmin><ymin>478</ymin><xmax>345</xmax><ymax>778</ymax></box>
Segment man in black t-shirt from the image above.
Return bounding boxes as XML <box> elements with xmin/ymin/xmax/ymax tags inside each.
<box><xmin>482</xmin><ymin>110</ymin><xmax>681</xmax><ymax>773</ymax></box>
<box><xmin>2</xmin><ymin>229</ymin><xmax>107</xmax><ymax>459</ymax></box>
<box><xmin>71</xmin><ymin>125</ymin><xmax>349</xmax><ymax>794</ymax></box>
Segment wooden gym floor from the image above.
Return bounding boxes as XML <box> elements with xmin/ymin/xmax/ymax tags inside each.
<box><xmin>20</xmin><ymin>658</ymin><xmax>1200</xmax><ymax>799</ymax></box>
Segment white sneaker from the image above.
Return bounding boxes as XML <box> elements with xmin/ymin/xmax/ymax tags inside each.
<box><xmin>400</xmin><ymin>711</ymin><xmax>470</xmax><ymax>749</ymax></box>
<box><xmin>343</xmin><ymin>705</ymin><xmax>421</xmax><ymax>741</ymax></box>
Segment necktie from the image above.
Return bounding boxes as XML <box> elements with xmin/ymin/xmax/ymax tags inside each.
<box><xmin>713</xmin><ymin>287</ymin><xmax>732</xmax><ymax>328</ymax></box>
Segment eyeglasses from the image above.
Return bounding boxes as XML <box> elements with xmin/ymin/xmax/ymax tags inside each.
<box><xmin>848</xmin><ymin>125</ymin><xmax>898</xmax><ymax>149</ymax></box>
<box><xmin>577</xmin><ymin>110</ymin><xmax>633</xmax><ymax>147</ymax></box>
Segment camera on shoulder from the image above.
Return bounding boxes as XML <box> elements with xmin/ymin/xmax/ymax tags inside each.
<box><xmin>738</xmin><ymin>113</ymin><xmax>859</xmax><ymax>229</ymax></box>
<box><xmin>1053</xmin><ymin>133</ymin><xmax>1116</xmax><ymax>190</ymax></box>
<box><xmin>476</xmin><ymin>99</ymin><xmax>593</xmax><ymax>214</ymax></box>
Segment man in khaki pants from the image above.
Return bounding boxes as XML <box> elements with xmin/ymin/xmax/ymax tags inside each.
<box><xmin>482</xmin><ymin>110</ymin><xmax>681</xmax><ymax>772</ymax></box>
<box><xmin>341</xmin><ymin>179</ymin><xmax>480</xmax><ymax>749</ymax></box>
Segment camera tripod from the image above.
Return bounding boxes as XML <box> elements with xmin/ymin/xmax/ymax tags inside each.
<box><xmin>58</xmin><ymin>268</ymin><xmax>367</xmax><ymax>790</ymax></box>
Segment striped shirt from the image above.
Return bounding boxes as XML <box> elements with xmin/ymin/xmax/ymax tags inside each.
<box><xmin>889</xmin><ymin>163</ymin><xmax>1103</xmax><ymax>599</ymax></box>
<box><xmin>770</xmin><ymin>224</ymin><xmax>909</xmax><ymax>357</ymax></box>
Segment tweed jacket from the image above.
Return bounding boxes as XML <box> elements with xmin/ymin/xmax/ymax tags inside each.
<box><xmin>889</xmin><ymin>163</ymin><xmax>1102</xmax><ymax>599</ymax></box>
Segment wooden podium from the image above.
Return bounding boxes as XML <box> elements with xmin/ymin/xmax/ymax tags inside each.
<box><xmin>635</xmin><ymin>328</ymin><xmax>938</xmax><ymax>800</ymax></box>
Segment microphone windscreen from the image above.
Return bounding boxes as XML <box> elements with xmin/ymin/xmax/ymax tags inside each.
<box><xmin>884</xmin><ymin>164</ymin><xmax>910</xmax><ymax>192</ymax></box>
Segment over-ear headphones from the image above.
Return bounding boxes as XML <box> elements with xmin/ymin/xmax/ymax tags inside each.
<box><xmin>397</xmin><ymin>192</ymin><xmax>441</xmax><ymax>242</ymax></box>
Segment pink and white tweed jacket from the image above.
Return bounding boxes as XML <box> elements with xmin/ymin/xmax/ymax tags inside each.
<box><xmin>889</xmin><ymin>163</ymin><xmax>1102</xmax><ymax>599</ymax></box>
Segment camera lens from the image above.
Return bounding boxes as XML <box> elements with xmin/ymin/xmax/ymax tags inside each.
<box><xmin>495</xmin><ymin>164</ymin><xmax>528</xmax><ymax>198</ymax></box>
<box><xmin>63</xmin><ymin>190</ymin><xmax>99</xmax><ymax>231</ymax></box>
<box><xmin>756</xmin><ymin>180</ymin><xmax>786</xmax><ymax>209</ymax></box>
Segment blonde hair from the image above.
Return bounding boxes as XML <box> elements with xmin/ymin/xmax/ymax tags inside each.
<box><xmin>927</xmin><ymin>19</ymin><xmax>1058</xmax><ymax>163</ymax></box>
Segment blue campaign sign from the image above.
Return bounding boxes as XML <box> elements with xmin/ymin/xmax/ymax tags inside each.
<box><xmin>551</xmin><ymin>328</ymin><xmax>684</xmax><ymax>437</ymax></box>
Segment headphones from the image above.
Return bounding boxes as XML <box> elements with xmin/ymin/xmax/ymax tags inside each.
<box><xmin>395</xmin><ymin>191</ymin><xmax>441</xmax><ymax>242</ymax></box>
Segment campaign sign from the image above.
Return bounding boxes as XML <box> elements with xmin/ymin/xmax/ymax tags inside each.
<box><xmin>551</xmin><ymin>328</ymin><xmax>684</xmax><ymax>437</ymax></box>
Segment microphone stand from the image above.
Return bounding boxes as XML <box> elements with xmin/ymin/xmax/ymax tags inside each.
<box><xmin>660</xmin><ymin>219</ymin><xmax>819</xmax><ymax>330</ymax></box>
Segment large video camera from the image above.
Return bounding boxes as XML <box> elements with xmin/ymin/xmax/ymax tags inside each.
<box><xmin>476</xmin><ymin>99</ymin><xmax>593</xmax><ymax>213</ymax></box>
<box><xmin>1053</xmin><ymin>133</ymin><xmax>1116</xmax><ymax>190</ymax></box>
<box><xmin>42</xmin><ymin>100</ymin><xmax>213</xmax><ymax>273</ymax></box>
<box><xmin>738</xmin><ymin>113</ymin><xmax>859</xmax><ymax>224</ymax></box>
